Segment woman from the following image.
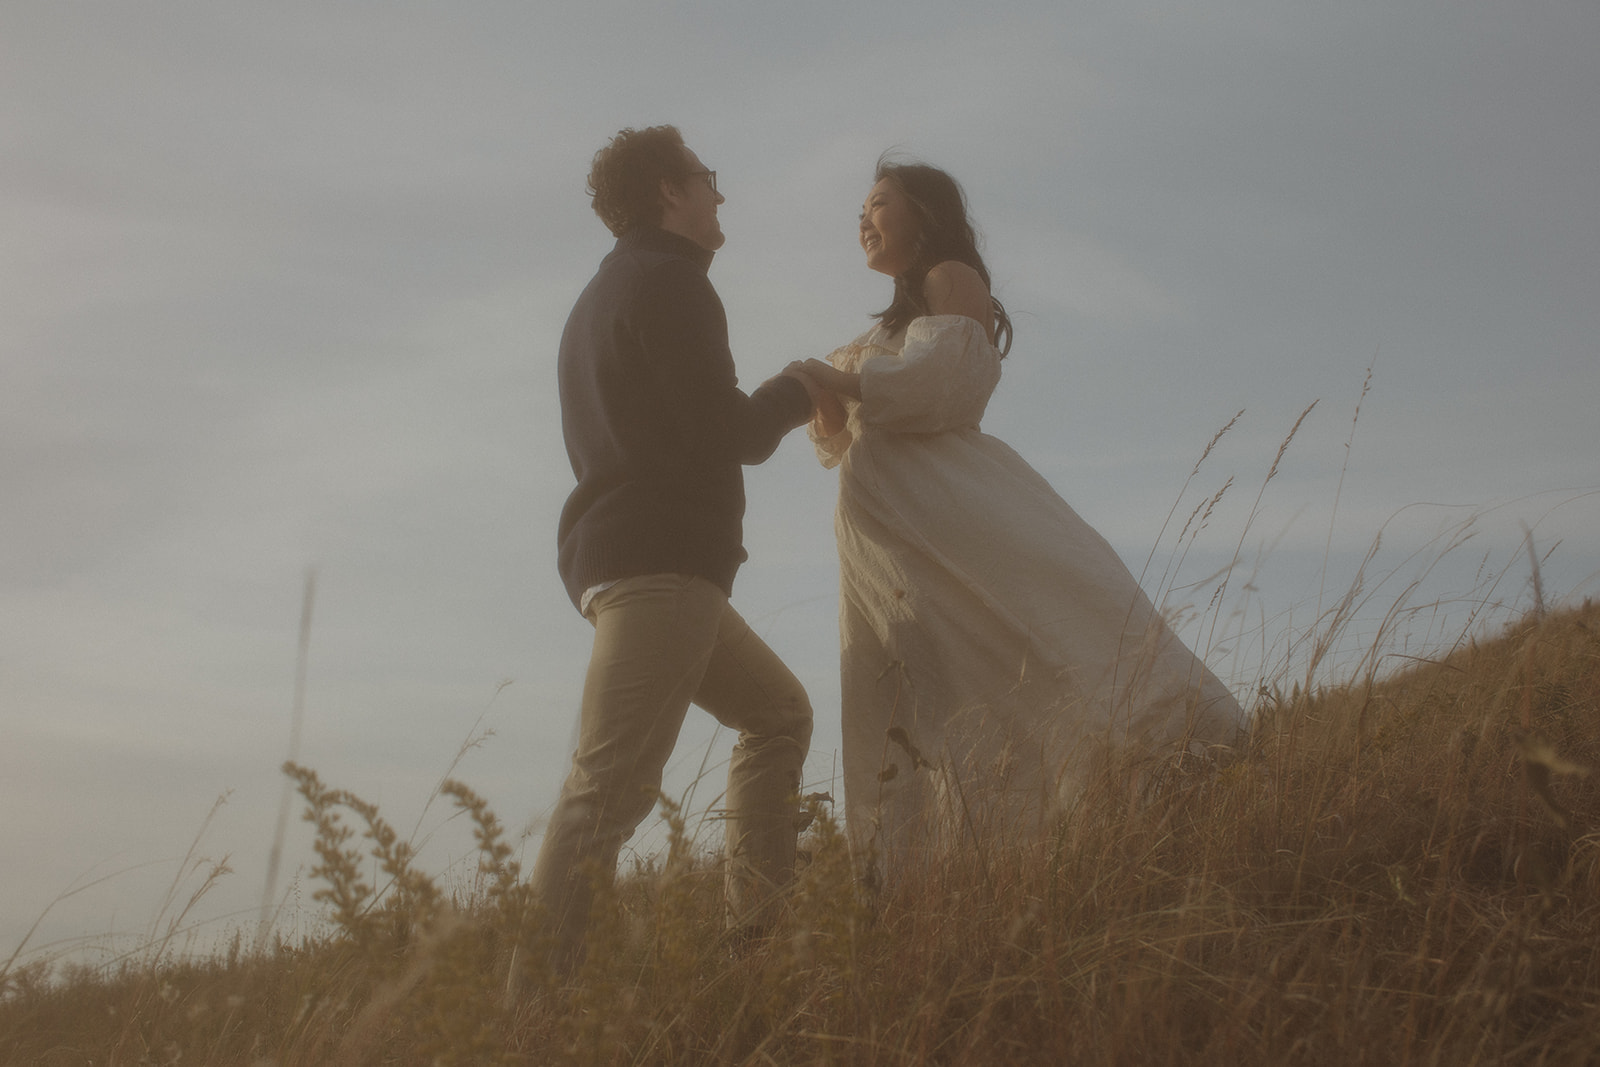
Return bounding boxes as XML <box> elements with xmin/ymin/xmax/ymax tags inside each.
<box><xmin>802</xmin><ymin>160</ymin><xmax>1245</xmax><ymax>876</ymax></box>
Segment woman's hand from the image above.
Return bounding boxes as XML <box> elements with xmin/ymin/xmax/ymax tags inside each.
<box><xmin>812</xmin><ymin>386</ymin><xmax>848</xmax><ymax>437</ymax></box>
<box><xmin>801</xmin><ymin>358</ymin><xmax>861</xmax><ymax>400</ymax></box>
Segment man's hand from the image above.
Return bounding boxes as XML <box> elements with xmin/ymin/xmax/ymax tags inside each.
<box><xmin>783</xmin><ymin>360</ymin><xmax>849</xmax><ymax>437</ymax></box>
<box><xmin>778</xmin><ymin>361</ymin><xmax>823</xmax><ymax>410</ymax></box>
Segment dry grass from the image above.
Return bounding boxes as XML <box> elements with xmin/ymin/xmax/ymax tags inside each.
<box><xmin>4</xmin><ymin>598</ymin><xmax>1600</xmax><ymax>1064</ymax></box>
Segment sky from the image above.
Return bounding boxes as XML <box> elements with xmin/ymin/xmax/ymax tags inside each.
<box><xmin>4</xmin><ymin>1</ymin><xmax>1597</xmax><ymax>968</ymax></box>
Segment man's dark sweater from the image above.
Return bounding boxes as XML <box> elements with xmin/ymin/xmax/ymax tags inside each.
<box><xmin>556</xmin><ymin>226</ymin><xmax>812</xmax><ymax>611</ymax></box>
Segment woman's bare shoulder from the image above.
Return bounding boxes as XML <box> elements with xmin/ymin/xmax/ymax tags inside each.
<box><xmin>921</xmin><ymin>261</ymin><xmax>993</xmax><ymax>337</ymax></box>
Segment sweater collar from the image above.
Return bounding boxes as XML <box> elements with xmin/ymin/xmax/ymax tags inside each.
<box><xmin>616</xmin><ymin>225</ymin><xmax>716</xmax><ymax>272</ymax></box>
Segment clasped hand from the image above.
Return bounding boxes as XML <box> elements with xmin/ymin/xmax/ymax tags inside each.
<box><xmin>779</xmin><ymin>359</ymin><xmax>856</xmax><ymax>436</ymax></box>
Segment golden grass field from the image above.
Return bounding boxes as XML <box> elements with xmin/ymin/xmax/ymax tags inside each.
<box><xmin>3</xmin><ymin>592</ymin><xmax>1599</xmax><ymax>1065</ymax></box>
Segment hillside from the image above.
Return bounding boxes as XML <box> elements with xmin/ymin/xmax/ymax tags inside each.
<box><xmin>4</xmin><ymin>603</ymin><xmax>1599</xmax><ymax>1065</ymax></box>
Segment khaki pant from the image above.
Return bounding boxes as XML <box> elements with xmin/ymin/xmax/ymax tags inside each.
<box><xmin>530</xmin><ymin>573</ymin><xmax>813</xmax><ymax>968</ymax></box>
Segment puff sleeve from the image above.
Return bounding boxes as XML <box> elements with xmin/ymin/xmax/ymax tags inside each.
<box><xmin>856</xmin><ymin>316</ymin><xmax>1001</xmax><ymax>435</ymax></box>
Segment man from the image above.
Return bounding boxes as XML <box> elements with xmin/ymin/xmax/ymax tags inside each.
<box><xmin>532</xmin><ymin>126</ymin><xmax>817</xmax><ymax>970</ymax></box>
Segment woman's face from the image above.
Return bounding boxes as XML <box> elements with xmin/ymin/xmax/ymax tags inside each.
<box><xmin>859</xmin><ymin>177</ymin><xmax>920</xmax><ymax>277</ymax></box>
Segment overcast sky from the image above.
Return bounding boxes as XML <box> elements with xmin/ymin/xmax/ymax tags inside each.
<box><xmin>4</xmin><ymin>1</ymin><xmax>1596</xmax><ymax>965</ymax></box>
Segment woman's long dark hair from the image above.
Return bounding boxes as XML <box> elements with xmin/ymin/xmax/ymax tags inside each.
<box><xmin>872</xmin><ymin>157</ymin><xmax>1013</xmax><ymax>355</ymax></box>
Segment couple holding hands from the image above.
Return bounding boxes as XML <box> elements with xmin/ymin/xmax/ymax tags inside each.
<box><xmin>534</xmin><ymin>125</ymin><xmax>1244</xmax><ymax>969</ymax></box>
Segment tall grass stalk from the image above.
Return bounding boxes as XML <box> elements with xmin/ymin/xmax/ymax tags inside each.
<box><xmin>259</xmin><ymin>567</ymin><xmax>317</xmax><ymax>951</ymax></box>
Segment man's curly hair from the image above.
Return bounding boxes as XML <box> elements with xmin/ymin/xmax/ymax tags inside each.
<box><xmin>587</xmin><ymin>125</ymin><xmax>691</xmax><ymax>237</ymax></box>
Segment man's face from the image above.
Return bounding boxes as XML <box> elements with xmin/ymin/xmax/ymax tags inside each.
<box><xmin>660</xmin><ymin>146</ymin><xmax>726</xmax><ymax>252</ymax></box>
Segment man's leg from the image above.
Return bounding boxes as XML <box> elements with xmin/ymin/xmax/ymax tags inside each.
<box><xmin>693</xmin><ymin>602</ymin><xmax>814</xmax><ymax>931</ymax></box>
<box><xmin>529</xmin><ymin>574</ymin><xmax>726</xmax><ymax>971</ymax></box>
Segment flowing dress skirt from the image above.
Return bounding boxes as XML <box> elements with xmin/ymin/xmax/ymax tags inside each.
<box><xmin>812</xmin><ymin>316</ymin><xmax>1245</xmax><ymax>872</ymax></box>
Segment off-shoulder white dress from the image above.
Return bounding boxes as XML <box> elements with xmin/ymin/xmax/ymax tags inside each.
<box><xmin>810</xmin><ymin>315</ymin><xmax>1245</xmax><ymax>872</ymax></box>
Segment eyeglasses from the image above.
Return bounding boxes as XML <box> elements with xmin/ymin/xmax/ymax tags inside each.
<box><xmin>687</xmin><ymin>169</ymin><xmax>717</xmax><ymax>196</ymax></box>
